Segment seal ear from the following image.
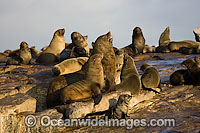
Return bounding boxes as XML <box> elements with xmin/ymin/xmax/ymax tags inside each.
<box><xmin>109</xmin><ymin>38</ymin><xmax>113</xmax><ymax>43</ymax></box>
<box><xmin>77</xmin><ymin>58</ymin><xmax>87</xmax><ymax>65</ymax></box>
<box><xmin>84</xmin><ymin>36</ymin><xmax>88</xmax><ymax>40</ymax></box>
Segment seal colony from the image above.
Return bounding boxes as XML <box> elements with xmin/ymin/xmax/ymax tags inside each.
<box><xmin>2</xmin><ymin>26</ymin><xmax>200</xmax><ymax>121</ymax></box>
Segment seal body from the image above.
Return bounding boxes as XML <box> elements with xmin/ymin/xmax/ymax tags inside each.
<box><xmin>37</xmin><ymin>28</ymin><xmax>65</xmax><ymax>64</ymax></box>
<box><xmin>193</xmin><ymin>27</ymin><xmax>200</xmax><ymax>42</ymax></box>
<box><xmin>168</xmin><ymin>40</ymin><xmax>200</xmax><ymax>52</ymax></box>
<box><xmin>181</xmin><ymin>58</ymin><xmax>200</xmax><ymax>85</ymax></box>
<box><xmin>115</xmin><ymin>54</ymin><xmax>141</xmax><ymax>95</ymax></box>
<box><xmin>52</xmin><ymin>57</ymin><xmax>88</xmax><ymax>76</ymax></box>
<box><xmin>143</xmin><ymin>45</ymin><xmax>156</xmax><ymax>53</ymax></box>
<box><xmin>60</xmin><ymin>53</ymin><xmax>104</xmax><ymax>104</ymax></box>
<box><xmin>140</xmin><ymin>64</ymin><xmax>160</xmax><ymax>88</ymax></box>
<box><xmin>159</xmin><ymin>26</ymin><xmax>170</xmax><ymax>47</ymax></box>
<box><xmin>111</xmin><ymin>94</ymin><xmax>132</xmax><ymax>119</ymax></box>
<box><xmin>91</xmin><ymin>32</ymin><xmax>116</xmax><ymax>92</ymax></box>
<box><xmin>170</xmin><ymin>69</ymin><xmax>192</xmax><ymax>86</ymax></box>
<box><xmin>6</xmin><ymin>41</ymin><xmax>32</xmax><ymax>65</ymax></box>
<box><xmin>121</xmin><ymin>27</ymin><xmax>145</xmax><ymax>56</ymax></box>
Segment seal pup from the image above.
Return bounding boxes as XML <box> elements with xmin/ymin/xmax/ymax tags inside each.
<box><xmin>114</xmin><ymin>54</ymin><xmax>141</xmax><ymax>95</ymax></box>
<box><xmin>170</xmin><ymin>69</ymin><xmax>192</xmax><ymax>86</ymax></box>
<box><xmin>181</xmin><ymin>58</ymin><xmax>200</xmax><ymax>85</ymax></box>
<box><xmin>60</xmin><ymin>53</ymin><xmax>104</xmax><ymax>105</ymax></box>
<box><xmin>111</xmin><ymin>94</ymin><xmax>132</xmax><ymax>119</ymax></box>
<box><xmin>91</xmin><ymin>31</ymin><xmax>116</xmax><ymax>92</ymax></box>
<box><xmin>36</xmin><ymin>28</ymin><xmax>65</xmax><ymax>64</ymax></box>
<box><xmin>140</xmin><ymin>64</ymin><xmax>161</xmax><ymax>91</ymax></box>
<box><xmin>6</xmin><ymin>41</ymin><xmax>32</xmax><ymax>65</ymax></box>
<box><xmin>52</xmin><ymin>57</ymin><xmax>89</xmax><ymax>76</ymax></box>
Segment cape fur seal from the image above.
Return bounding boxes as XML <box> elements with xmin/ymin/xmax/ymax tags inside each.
<box><xmin>114</xmin><ymin>54</ymin><xmax>141</xmax><ymax>95</ymax></box>
<box><xmin>52</xmin><ymin>57</ymin><xmax>89</xmax><ymax>76</ymax></box>
<box><xmin>111</xmin><ymin>94</ymin><xmax>132</xmax><ymax>119</ymax></box>
<box><xmin>121</xmin><ymin>27</ymin><xmax>145</xmax><ymax>56</ymax></box>
<box><xmin>143</xmin><ymin>45</ymin><xmax>156</xmax><ymax>53</ymax></box>
<box><xmin>60</xmin><ymin>53</ymin><xmax>104</xmax><ymax>105</ymax></box>
<box><xmin>170</xmin><ymin>69</ymin><xmax>192</xmax><ymax>86</ymax></box>
<box><xmin>91</xmin><ymin>31</ymin><xmax>116</xmax><ymax>92</ymax></box>
<box><xmin>159</xmin><ymin>26</ymin><xmax>170</xmax><ymax>47</ymax></box>
<box><xmin>30</xmin><ymin>46</ymin><xmax>41</xmax><ymax>57</ymax></box>
<box><xmin>193</xmin><ymin>27</ymin><xmax>200</xmax><ymax>42</ymax></box>
<box><xmin>36</xmin><ymin>28</ymin><xmax>65</xmax><ymax>64</ymax></box>
<box><xmin>181</xmin><ymin>58</ymin><xmax>200</xmax><ymax>85</ymax></box>
<box><xmin>140</xmin><ymin>64</ymin><xmax>161</xmax><ymax>89</ymax></box>
<box><xmin>168</xmin><ymin>40</ymin><xmax>200</xmax><ymax>52</ymax></box>
<box><xmin>71</xmin><ymin>32</ymin><xmax>90</xmax><ymax>57</ymax></box>
<box><xmin>6</xmin><ymin>41</ymin><xmax>32</xmax><ymax>65</ymax></box>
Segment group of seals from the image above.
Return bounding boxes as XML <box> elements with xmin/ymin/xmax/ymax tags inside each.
<box><xmin>6</xmin><ymin>41</ymin><xmax>32</xmax><ymax>65</ymax></box>
<box><xmin>36</xmin><ymin>28</ymin><xmax>65</xmax><ymax>64</ymax></box>
<box><xmin>121</xmin><ymin>27</ymin><xmax>145</xmax><ymax>56</ymax></box>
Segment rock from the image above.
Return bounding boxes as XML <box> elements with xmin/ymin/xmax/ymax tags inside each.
<box><xmin>159</xmin><ymin>26</ymin><xmax>170</xmax><ymax>46</ymax></box>
<box><xmin>0</xmin><ymin>89</ymin><xmax>18</xmax><ymax>99</ymax></box>
<box><xmin>0</xmin><ymin>93</ymin><xmax>36</xmax><ymax>114</ymax></box>
<box><xmin>56</xmin><ymin>88</ymin><xmax>160</xmax><ymax>119</ymax></box>
<box><xmin>193</xmin><ymin>27</ymin><xmax>200</xmax><ymax>42</ymax></box>
<box><xmin>133</xmin><ymin>54</ymin><xmax>151</xmax><ymax>61</ymax></box>
<box><xmin>56</xmin><ymin>90</ymin><xmax>131</xmax><ymax>119</ymax></box>
<box><xmin>0</xmin><ymin>109</ymin><xmax>67</xmax><ymax>133</ymax></box>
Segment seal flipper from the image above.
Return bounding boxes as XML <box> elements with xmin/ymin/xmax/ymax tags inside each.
<box><xmin>143</xmin><ymin>88</ymin><xmax>160</xmax><ymax>94</ymax></box>
<box><xmin>93</xmin><ymin>94</ymin><xmax>102</xmax><ymax>105</ymax></box>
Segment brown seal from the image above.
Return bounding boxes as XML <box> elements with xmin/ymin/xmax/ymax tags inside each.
<box><xmin>168</xmin><ymin>40</ymin><xmax>200</xmax><ymax>52</ymax></box>
<box><xmin>143</xmin><ymin>45</ymin><xmax>156</xmax><ymax>53</ymax></box>
<box><xmin>140</xmin><ymin>64</ymin><xmax>161</xmax><ymax>88</ymax></box>
<box><xmin>91</xmin><ymin>31</ymin><xmax>116</xmax><ymax>92</ymax></box>
<box><xmin>36</xmin><ymin>28</ymin><xmax>65</xmax><ymax>64</ymax></box>
<box><xmin>52</xmin><ymin>57</ymin><xmax>89</xmax><ymax>76</ymax></box>
<box><xmin>181</xmin><ymin>58</ymin><xmax>200</xmax><ymax>85</ymax></box>
<box><xmin>114</xmin><ymin>54</ymin><xmax>141</xmax><ymax>95</ymax></box>
<box><xmin>170</xmin><ymin>69</ymin><xmax>192</xmax><ymax>86</ymax></box>
<box><xmin>6</xmin><ymin>41</ymin><xmax>32</xmax><ymax>65</ymax></box>
<box><xmin>159</xmin><ymin>26</ymin><xmax>170</xmax><ymax>47</ymax></box>
<box><xmin>60</xmin><ymin>53</ymin><xmax>104</xmax><ymax>105</ymax></box>
<box><xmin>121</xmin><ymin>27</ymin><xmax>145</xmax><ymax>56</ymax></box>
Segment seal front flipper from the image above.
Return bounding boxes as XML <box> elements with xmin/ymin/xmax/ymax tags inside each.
<box><xmin>93</xmin><ymin>94</ymin><xmax>102</xmax><ymax>105</ymax></box>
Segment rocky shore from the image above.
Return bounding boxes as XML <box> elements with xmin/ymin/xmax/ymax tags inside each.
<box><xmin>0</xmin><ymin>52</ymin><xmax>199</xmax><ymax>132</ymax></box>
